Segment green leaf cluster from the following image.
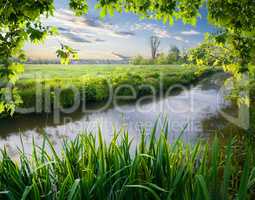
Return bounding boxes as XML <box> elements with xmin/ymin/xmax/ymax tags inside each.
<box><xmin>56</xmin><ymin>44</ymin><xmax>79</xmax><ymax>65</ymax></box>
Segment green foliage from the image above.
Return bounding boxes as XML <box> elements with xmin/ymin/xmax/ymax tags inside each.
<box><xmin>167</xmin><ymin>46</ymin><xmax>181</xmax><ymax>64</ymax></box>
<box><xmin>69</xmin><ymin>0</ymin><xmax>88</xmax><ymax>16</ymax></box>
<box><xmin>13</xmin><ymin>65</ymin><xmax>218</xmax><ymax>112</ymax></box>
<box><xmin>207</xmin><ymin>0</ymin><xmax>255</xmax><ymax>74</ymax></box>
<box><xmin>188</xmin><ymin>33</ymin><xmax>254</xmax><ymax>108</ymax></box>
<box><xmin>132</xmin><ymin>46</ymin><xmax>184</xmax><ymax>65</ymax></box>
<box><xmin>56</xmin><ymin>44</ymin><xmax>79</xmax><ymax>65</ymax></box>
<box><xmin>208</xmin><ymin>0</ymin><xmax>255</xmax><ymax>34</ymax></box>
<box><xmin>0</xmin><ymin>63</ymin><xmax>24</xmax><ymax>116</ymax></box>
<box><xmin>0</xmin><ymin>125</ymin><xmax>254</xmax><ymax>199</ymax></box>
<box><xmin>188</xmin><ymin>34</ymin><xmax>231</xmax><ymax>67</ymax></box>
<box><xmin>96</xmin><ymin>0</ymin><xmax>204</xmax><ymax>25</ymax></box>
<box><xmin>155</xmin><ymin>53</ymin><xmax>168</xmax><ymax>65</ymax></box>
<box><xmin>0</xmin><ymin>0</ymin><xmax>55</xmax><ymax>115</ymax></box>
<box><xmin>130</xmin><ymin>55</ymin><xmax>154</xmax><ymax>65</ymax></box>
<box><xmin>0</xmin><ymin>87</ymin><xmax>23</xmax><ymax>116</ymax></box>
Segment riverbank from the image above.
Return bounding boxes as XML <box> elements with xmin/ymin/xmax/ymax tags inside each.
<box><xmin>0</xmin><ymin>71</ymin><xmax>231</xmax><ymax>155</ymax></box>
<box><xmin>0</xmin><ymin>126</ymin><xmax>254</xmax><ymax>199</ymax></box>
<box><xmin>16</xmin><ymin>64</ymin><xmax>220</xmax><ymax>113</ymax></box>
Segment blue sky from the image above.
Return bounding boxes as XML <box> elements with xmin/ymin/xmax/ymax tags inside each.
<box><xmin>24</xmin><ymin>0</ymin><xmax>217</xmax><ymax>60</ymax></box>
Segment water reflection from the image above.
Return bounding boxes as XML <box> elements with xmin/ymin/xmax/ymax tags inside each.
<box><xmin>0</xmin><ymin>72</ymin><xmax>235</xmax><ymax>155</ymax></box>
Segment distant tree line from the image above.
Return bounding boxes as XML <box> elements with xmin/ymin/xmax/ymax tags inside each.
<box><xmin>131</xmin><ymin>36</ymin><xmax>188</xmax><ymax>65</ymax></box>
<box><xmin>132</xmin><ymin>34</ymin><xmax>255</xmax><ymax>66</ymax></box>
<box><xmin>25</xmin><ymin>59</ymin><xmax>129</xmax><ymax>65</ymax></box>
<box><xmin>26</xmin><ymin>59</ymin><xmax>60</xmax><ymax>64</ymax></box>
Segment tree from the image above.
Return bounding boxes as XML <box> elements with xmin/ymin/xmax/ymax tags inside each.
<box><xmin>0</xmin><ymin>0</ymin><xmax>56</xmax><ymax>115</ymax></box>
<box><xmin>188</xmin><ymin>34</ymin><xmax>232</xmax><ymax>67</ymax></box>
<box><xmin>0</xmin><ymin>0</ymin><xmax>80</xmax><ymax>115</ymax></box>
<box><xmin>155</xmin><ymin>53</ymin><xmax>168</xmax><ymax>65</ymax></box>
<box><xmin>181</xmin><ymin>48</ymin><xmax>189</xmax><ymax>63</ymax></box>
<box><xmin>207</xmin><ymin>0</ymin><xmax>255</xmax><ymax>74</ymax></box>
<box><xmin>188</xmin><ymin>33</ymin><xmax>252</xmax><ymax>108</ymax></box>
<box><xmin>131</xmin><ymin>55</ymin><xmax>145</xmax><ymax>65</ymax></box>
<box><xmin>150</xmin><ymin>36</ymin><xmax>160</xmax><ymax>60</ymax></box>
<box><xmin>131</xmin><ymin>55</ymin><xmax>154</xmax><ymax>65</ymax></box>
<box><xmin>167</xmin><ymin>46</ymin><xmax>180</xmax><ymax>64</ymax></box>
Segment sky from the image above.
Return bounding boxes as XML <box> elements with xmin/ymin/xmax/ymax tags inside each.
<box><xmin>24</xmin><ymin>0</ymin><xmax>217</xmax><ymax>60</ymax></box>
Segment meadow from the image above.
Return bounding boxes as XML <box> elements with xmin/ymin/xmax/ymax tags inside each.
<box><xmin>20</xmin><ymin>64</ymin><xmax>190</xmax><ymax>79</ymax></box>
<box><xmin>16</xmin><ymin>64</ymin><xmax>219</xmax><ymax>110</ymax></box>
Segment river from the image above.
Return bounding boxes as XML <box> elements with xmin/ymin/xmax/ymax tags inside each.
<box><xmin>0</xmin><ymin>72</ymin><xmax>240</xmax><ymax>155</ymax></box>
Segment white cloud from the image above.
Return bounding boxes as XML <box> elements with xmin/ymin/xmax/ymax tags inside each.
<box><xmin>181</xmin><ymin>29</ymin><xmax>200</xmax><ymax>35</ymax></box>
<box><xmin>42</xmin><ymin>9</ymin><xmax>135</xmax><ymax>44</ymax></box>
<box><xmin>173</xmin><ymin>36</ymin><xmax>190</xmax><ymax>44</ymax></box>
<box><xmin>131</xmin><ymin>23</ymin><xmax>171</xmax><ymax>38</ymax></box>
<box><xmin>27</xmin><ymin>9</ymin><xmax>197</xmax><ymax>59</ymax></box>
<box><xmin>154</xmin><ymin>29</ymin><xmax>171</xmax><ymax>38</ymax></box>
<box><xmin>131</xmin><ymin>23</ymin><xmax>192</xmax><ymax>44</ymax></box>
<box><xmin>173</xmin><ymin>36</ymin><xmax>183</xmax><ymax>41</ymax></box>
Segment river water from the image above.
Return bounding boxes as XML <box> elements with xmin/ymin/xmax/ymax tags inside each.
<box><xmin>0</xmin><ymin>72</ymin><xmax>238</xmax><ymax>155</ymax></box>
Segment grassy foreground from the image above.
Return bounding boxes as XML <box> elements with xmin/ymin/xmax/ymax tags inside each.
<box><xmin>17</xmin><ymin>64</ymin><xmax>219</xmax><ymax>109</ymax></box>
<box><xmin>0</xmin><ymin>125</ymin><xmax>254</xmax><ymax>199</ymax></box>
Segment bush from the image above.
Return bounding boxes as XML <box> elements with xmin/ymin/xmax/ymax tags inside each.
<box><xmin>131</xmin><ymin>55</ymin><xmax>154</xmax><ymax>65</ymax></box>
<box><xmin>155</xmin><ymin>53</ymin><xmax>168</xmax><ymax>65</ymax></box>
<box><xmin>131</xmin><ymin>51</ymin><xmax>184</xmax><ymax>65</ymax></box>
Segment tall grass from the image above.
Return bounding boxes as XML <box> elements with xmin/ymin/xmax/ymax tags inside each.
<box><xmin>0</xmin><ymin>125</ymin><xmax>254</xmax><ymax>199</ymax></box>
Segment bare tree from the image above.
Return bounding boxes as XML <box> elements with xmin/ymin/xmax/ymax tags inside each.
<box><xmin>150</xmin><ymin>36</ymin><xmax>160</xmax><ymax>59</ymax></box>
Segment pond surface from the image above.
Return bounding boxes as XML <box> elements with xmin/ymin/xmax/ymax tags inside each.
<box><xmin>0</xmin><ymin>72</ymin><xmax>239</xmax><ymax>155</ymax></box>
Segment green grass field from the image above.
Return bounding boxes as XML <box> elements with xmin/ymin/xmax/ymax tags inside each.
<box><xmin>20</xmin><ymin>64</ymin><xmax>190</xmax><ymax>80</ymax></box>
<box><xmin>16</xmin><ymin>64</ymin><xmax>219</xmax><ymax>110</ymax></box>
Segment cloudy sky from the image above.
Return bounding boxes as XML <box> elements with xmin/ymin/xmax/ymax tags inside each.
<box><xmin>24</xmin><ymin>0</ymin><xmax>217</xmax><ymax>60</ymax></box>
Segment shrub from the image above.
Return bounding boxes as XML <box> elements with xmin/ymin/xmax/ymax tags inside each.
<box><xmin>155</xmin><ymin>53</ymin><xmax>168</xmax><ymax>65</ymax></box>
<box><xmin>131</xmin><ymin>56</ymin><xmax>154</xmax><ymax>65</ymax></box>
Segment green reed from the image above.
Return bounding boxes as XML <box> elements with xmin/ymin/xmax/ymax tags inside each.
<box><xmin>0</xmin><ymin>125</ymin><xmax>254</xmax><ymax>199</ymax></box>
